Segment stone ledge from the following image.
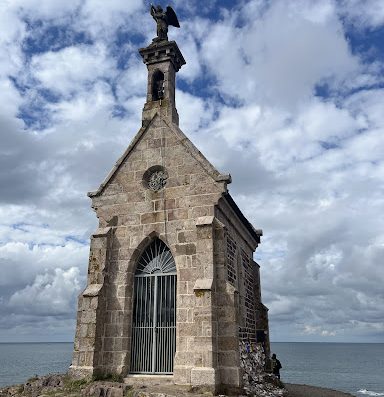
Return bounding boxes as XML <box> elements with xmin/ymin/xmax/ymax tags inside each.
<box><xmin>193</xmin><ymin>278</ymin><xmax>213</xmax><ymax>291</ymax></box>
<box><xmin>92</xmin><ymin>227</ymin><xmax>112</xmax><ymax>237</ymax></box>
<box><xmin>196</xmin><ymin>216</ymin><xmax>214</xmax><ymax>226</ymax></box>
<box><xmin>82</xmin><ymin>284</ymin><xmax>103</xmax><ymax>297</ymax></box>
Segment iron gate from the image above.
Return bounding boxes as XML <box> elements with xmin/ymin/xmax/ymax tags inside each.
<box><xmin>130</xmin><ymin>239</ymin><xmax>177</xmax><ymax>374</ymax></box>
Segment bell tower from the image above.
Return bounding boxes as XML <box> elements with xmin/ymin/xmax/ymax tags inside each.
<box><xmin>139</xmin><ymin>40</ymin><xmax>185</xmax><ymax>126</ymax></box>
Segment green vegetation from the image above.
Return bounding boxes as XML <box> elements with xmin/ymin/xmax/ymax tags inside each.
<box><xmin>62</xmin><ymin>376</ymin><xmax>91</xmax><ymax>392</ymax></box>
<box><xmin>92</xmin><ymin>372</ymin><xmax>124</xmax><ymax>383</ymax></box>
<box><xmin>124</xmin><ymin>387</ymin><xmax>134</xmax><ymax>397</ymax></box>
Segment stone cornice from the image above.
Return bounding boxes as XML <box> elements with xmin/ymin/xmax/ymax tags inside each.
<box><xmin>139</xmin><ymin>40</ymin><xmax>186</xmax><ymax>72</ymax></box>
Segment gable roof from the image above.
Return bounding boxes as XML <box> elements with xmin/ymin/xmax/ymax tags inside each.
<box><xmin>88</xmin><ymin>113</ymin><xmax>231</xmax><ymax>198</ymax></box>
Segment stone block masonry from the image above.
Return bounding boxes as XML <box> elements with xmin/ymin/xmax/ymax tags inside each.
<box><xmin>69</xmin><ymin>35</ymin><xmax>269</xmax><ymax>394</ymax></box>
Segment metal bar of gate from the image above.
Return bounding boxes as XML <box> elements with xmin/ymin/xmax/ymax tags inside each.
<box><xmin>165</xmin><ymin>275</ymin><xmax>169</xmax><ymax>372</ymax></box>
<box><xmin>147</xmin><ymin>277</ymin><xmax>151</xmax><ymax>372</ymax></box>
<box><xmin>160</xmin><ymin>275</ymin><xmax>164</xmax><ymax>372</ymax></box>
<box><xmin>166</xmin><ymin>277</ymin><xmax>169</xmax><ymax>373</ymax></box>
<box><xmin>151</xmin><ymin>275</ymin><xmax>158</xmax><ymax>373</ymax></box>
<box><xmin>140</xmin><ymin>291</ymin><xmax>142</xmax><ymax>373</ymax></box>
<box><xmin>167</xmin><ymin>275</ymin><xmax>170</xmax><ymax>372</ymax></box>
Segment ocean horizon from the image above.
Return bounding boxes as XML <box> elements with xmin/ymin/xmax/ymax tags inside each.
<box><xmin>0</xmin><ymin>342</ymin><xmax>383</xmax><ymax>397</ymax></box>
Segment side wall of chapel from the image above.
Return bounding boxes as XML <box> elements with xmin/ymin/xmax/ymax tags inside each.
<box><xmin>214</xmin><ymin>198</ymin><xmax>266</xmax><ymax>386</ymax></box>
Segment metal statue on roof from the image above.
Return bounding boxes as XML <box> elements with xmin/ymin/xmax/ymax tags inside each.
<box><xmin>150</xmin><ymin>4</ymin><xmax>180</xmax><ymax>41</ymax></box>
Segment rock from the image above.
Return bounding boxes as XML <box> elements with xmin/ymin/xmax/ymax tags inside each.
<box><xmin>82</xmin><ymin>382</ymin><xmax>132</xmax><ymax>397</ymax></box>
<box><xmin>23</xmin><ymin>374</ymin><xmax>65</xmax><ymax>397</ymax></box>
<box><xmin>0</xmin><ymin>385</ymin><xmax>23</xmax><ymax>397</ymax></box>
<box><xmin>239</xmin><ymin>341</ymin><xmax>287</xmax><ymax>397</ymax></box>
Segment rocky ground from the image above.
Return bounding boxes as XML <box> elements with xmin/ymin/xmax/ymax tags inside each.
<box><xmin>0</xmin><ymin>373</ymin><xmax>276</xmax><ymax>397</ymax></box>
<box><xmin>0</xmin><ymin>374</ymin><xmax>355</xmax><ymax>397</ymax></box>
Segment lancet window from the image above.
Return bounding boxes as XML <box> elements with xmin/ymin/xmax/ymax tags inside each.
<box><xmin>226</xmin><ymin>234</ymin><xmax>237</xmax><ymax>286</ymax></box>
<box><xmin>242</xmin><ymin>248</ymin><xmax>256</xmax><ymax>330</ymax></box>
<box><xmin>152</xmin><ymin>70</ymin><xmax>165</xmax><ymax>101</ymax></box>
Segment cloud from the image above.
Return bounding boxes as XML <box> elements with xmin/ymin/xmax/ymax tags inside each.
<box><xmin>303</xmin><ymin>325</ymin><xmax>336</xmax><ymax>337</ymax></box>
<box><xmin>177</xmin><ymin>89</ymin><xmax>215</xmax><ymax>134</ymax></box>
<box><xmin>199</xmin><ymin>0</ymin><xmax>359</xmax><ymax>108</ymax></box>
<box><xmin>0</xmin><ymin>0</ymin><xmax>383</xmax><ymax>343</ymax></box>
<box><xmin>30</xmin><ymin>44</ymin><xmax>115</xmax><ymax>96</ymax></box>
<box><xmin>0</xmin><ymin>5</ymin><xmax>25</xmax><ymax>77</ymax></box>
<box><xmin>338</xmin><ymin>0</ymin><xmax>384</xmax><ymax>29</ymax></box>
<box><xmin>0</xmin><ymin>241</ymin><xmax>88</xmax><ymax>288</ymax></box>
<box><xmin>8</xmin><ymin>0</ymin><xmax>82</xmax><ymax>20</ymax></box>
<box><xmin>79</xmin><ymin>0</ymin><xmax>144</xmax><ymax>39</ymax></box>
<box><xmin>9</xmin><ymin>267</ymin><xmax>81</xmax><ymax>316</ymax></box>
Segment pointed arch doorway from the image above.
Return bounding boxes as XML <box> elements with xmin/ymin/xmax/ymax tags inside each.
<box><xmin>130</xmin><ymin>238</ymin><xmax>177</xmax><ymax>374</ymax></box>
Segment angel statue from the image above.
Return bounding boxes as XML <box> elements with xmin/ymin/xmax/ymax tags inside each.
<box><xmin>150</xmin><ymin>4</ymin><xmax>180</xmax><ymax>41</ymax></box>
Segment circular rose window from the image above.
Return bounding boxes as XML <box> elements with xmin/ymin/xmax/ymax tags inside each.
<box><xmin>143</xmin><ymin>165</ymin><xmax>168</xmax><ymax>192</ymax></box>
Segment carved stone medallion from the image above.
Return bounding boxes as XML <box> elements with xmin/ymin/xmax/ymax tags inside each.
<box><xmin>148</xmin><ymin>169</ymin><xmax>167</xmax><ymax>191</ymax></box>
<box><xmin>143</xmin><ymin>166</ymin><xmax>168</xmax><ymax>192</ymax></box>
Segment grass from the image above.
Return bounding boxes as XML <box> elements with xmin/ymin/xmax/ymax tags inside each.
<box><xmin>124</xmin><ymin>387</ymin><xmax>135</xmax><ymax>397</ymax></box>
<box><xmin>92</xmin><ymin>372</ymin><xmax>124</xmax><ymax>383</ymax></box>
<box><xmin>62</xmin><ymin>376</ymin><xmax>91</xmax><ymax>392</ymax></box>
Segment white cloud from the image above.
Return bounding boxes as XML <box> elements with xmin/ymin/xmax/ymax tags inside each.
<box><xmin>7</xmin><ymin>0</ymin><xmax>82</xmax><ymax>20</ymax></box>
<box><xmin>177</xmin><ymin>89</ymin><xmax>215</xmax><ymax>134</ymax></box>
<box><xmin>303</xmin><ymin>325</ymin><xmax>336</xmax><ymax>337</ymax></box>
<box><xmin>50</xmin><ymin>81</ymin><xmax>115</xmax><ymax>121</ymax></box>
<box><xmin>9</xmin><ymin>267</ymin><xmax>82</xmax><ymax>316</ymax></box>
<box><xmin>79</xmin><ymin>0</ymin><xmax>143</xmax><ymax>38</ymax></box>
<box><xmin>296</xmin><ymin>99</ymin><xmax>361</xmax><ymax>142</ymax></box>
<box><xmin>0</xmin><ymin>3</ymin><xmax>25</xmax><ymax>77</ymax></box>
<box><xmin>200</xmin><ymin>0</ymin><xmax>359</xmax><ymax>108</ymax></box>
<box><xmin>339</xmin><ymin>0</ymin><xmax>384</xmax><ymax>29</ymax></box>
<box><xmin>0</xmin><ymin>79</ymin><xmax>24</xmax><ymax>117</ymax></box>
<box><xmin>30</xmin><ymin>44</ymin><xmax>115</xmax><ymax>96</ymax></box>
<box><xmin>0</xmin><ymin>242</ymin><xmax>88</xmax><ymax>288</ymax></box>
<box><xmin>115</xmin><ymin>58</ymin><xmax>147</xmax><ymax>102</ymax></box>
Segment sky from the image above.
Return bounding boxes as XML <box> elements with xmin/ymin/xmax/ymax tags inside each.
<box><xmin>0</xmin><ymin>0</ymin><xmax>383</xmax><ymax>343</ymax></box>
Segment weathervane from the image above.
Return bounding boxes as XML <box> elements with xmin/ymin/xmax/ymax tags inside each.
<box><xmin>150</xmin><ymin>4</ymin><xmax>180</xmax><ymax>42</ymax></box>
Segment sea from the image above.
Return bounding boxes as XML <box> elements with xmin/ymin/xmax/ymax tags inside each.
<box><xmin>0</xmin><ymin>342</ymin><xmax>383</xmax><ymax>396</ymax></box>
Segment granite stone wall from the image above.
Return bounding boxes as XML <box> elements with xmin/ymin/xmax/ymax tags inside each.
<box><xmin>69</xmin><ymin>40</ymin><xmax>268</xmax><ymax>393</ymax></box>
<box><xmin>71</xmin><ymin>115</ymin><xmax>230</xmax><ymax>386</ymax></box>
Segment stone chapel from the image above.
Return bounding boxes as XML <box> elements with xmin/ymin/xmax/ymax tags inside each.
<box><xmin>69</xmin><ymin>10</ymin><xmax>269</xmax><ymax>392</ymax></box>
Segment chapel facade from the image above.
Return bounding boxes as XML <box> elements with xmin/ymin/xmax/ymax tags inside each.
<box><xmin>69</xmin><ymin>22</ymin><xmax>269</xmax><ymax>392</ymax></box>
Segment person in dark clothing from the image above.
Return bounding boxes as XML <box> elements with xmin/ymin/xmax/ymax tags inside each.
<box><xmin>271</xmin><ymin>353</ymin><xmax>282</xmax><ymax>379</ymax></box>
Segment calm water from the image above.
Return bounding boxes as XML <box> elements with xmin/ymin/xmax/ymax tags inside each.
<box><xmin>0</xmin><ymin>343</ymin><xmax>73</xmax><ymax>388</ymax></box>
<box><xmin>271</xmin><ymin>342</ymin><xmax>384</xmax><ymax>397</ymax></box>
<box><xmin>0</xmin><ymin>342</ymin><xmax>383</xmax><ymax>396</ymax></box>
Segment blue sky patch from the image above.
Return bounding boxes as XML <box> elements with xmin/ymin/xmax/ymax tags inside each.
<box><xmin>23</xmin><ymin>20</ymin><xmax>93</xmax><ymax>57</ymax></box>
